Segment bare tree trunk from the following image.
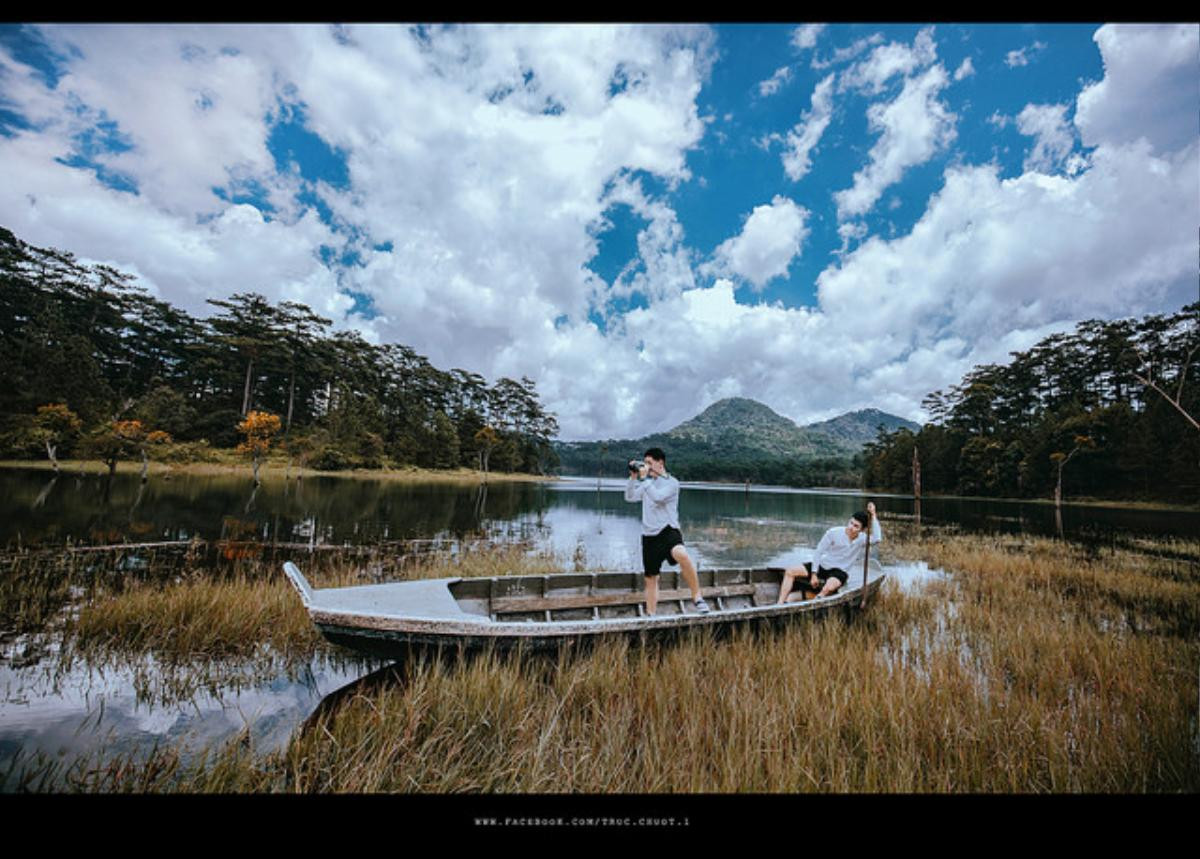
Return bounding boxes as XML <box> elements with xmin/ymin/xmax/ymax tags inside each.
<box><xmin>286</xmin><ymin>372</ymin><xmax>296</xmax><ymax>432</ymax></box>
<box><xmin>46</xmin><ymin>440</ymin><xmax>59</xmax><ymax>474</ymax></box>
<box><xmin>140</xmin><ymin>448</ymin><xmax>149</xmax><ymax>483</ymax></box>
<box><xmin>241</xmin><ymin>358</ymin><xmax>254</xmax><ymax>416</ymax></box>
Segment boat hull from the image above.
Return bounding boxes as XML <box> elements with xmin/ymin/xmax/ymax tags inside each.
<box><xmin>286</xmin><ymin>562</ymin><xmax>886</xmax><ymax>657</ymax></box>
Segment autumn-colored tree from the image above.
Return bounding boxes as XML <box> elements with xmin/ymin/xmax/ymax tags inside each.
<box><xmin>80</xmin><ymin>419</ymin><xmax>171</xmax><ymax>479</ymax></box>
<box><xmin>237</xmin><ymin>410</ymin><xmax>281</xmax><ymax>484</ymax></box>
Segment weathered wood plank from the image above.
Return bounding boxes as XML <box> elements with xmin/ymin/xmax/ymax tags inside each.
<box><xmin>492</xmin><ymin>583</ymin><xmax>758</xmax><ymax>613</ymax></box>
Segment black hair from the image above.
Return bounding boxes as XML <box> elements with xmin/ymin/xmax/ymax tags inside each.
<box><xmin>851</xmin><ymin>511</ymin><xmax>869</xmax><ymax>529</ymax></box>
<box><xmin>644</xmin><ymin>447</ymin><xmax>666</xmax><ymax>465</ymax></box>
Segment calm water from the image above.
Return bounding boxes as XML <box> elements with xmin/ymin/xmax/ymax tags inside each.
<box><xmin>2</xmin><ymin>468</ymin><xmax>1195</xmax><ymax>554</ymax></box>
<box><xmin>1</xmin><ymin>468</ymin><xmax>1194</xmax><ymax>787</ymax></box>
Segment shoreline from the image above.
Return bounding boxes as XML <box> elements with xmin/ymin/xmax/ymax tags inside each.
<box><xmin>0</xmin><ymin>459</ymin><xmax>556</xmax><ymax>485</ymax></box>
<box><xmin>3</xmin><ymin>460</ymin><xmax>1193</xmax><ymax>510</ymax></box>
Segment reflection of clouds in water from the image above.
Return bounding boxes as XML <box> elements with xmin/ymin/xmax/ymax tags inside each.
<box><xmin>879</xmin><ymin>561</ymin><xmax>946</xmax><ymax>591</ymax></box>
<box><xmin>0</xmin><ymin>653</ymin><xmax>374</xmax><ymax>777</ymax></box>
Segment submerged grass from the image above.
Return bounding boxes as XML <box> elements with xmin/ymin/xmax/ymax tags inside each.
<box><xmin>5</xmin><ymin>529</ymin><xmax>1198</xmax><ymax>793</ymax></box>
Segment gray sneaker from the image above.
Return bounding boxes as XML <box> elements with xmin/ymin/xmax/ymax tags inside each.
<box><xmin>694</xmin><ymin>597</ymin><xmax>712</xmax><ymax>614</ymax></box>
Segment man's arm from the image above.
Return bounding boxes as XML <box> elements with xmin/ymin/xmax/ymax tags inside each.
<box><xmin>811</xmin><ymin>528</ymin><xmax>834</xmax><ymax>569</ymax></box>
<box><xmin>640</xmin><ymin>475</ymin><xmax>678</xmax><ymax>505</ymax></box>
<box><xmin>623</xmin><ymin>478</ymin><xmax>645</xmax><ymax>502</ymax></box>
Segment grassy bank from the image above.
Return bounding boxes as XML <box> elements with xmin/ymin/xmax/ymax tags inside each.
<box><xmin>0</xmin><ymin>458</ymin><xmax>555</xmax><ymax>485</ymax></box>
<box><xmin>6</xmin><ymin>528</ymin><xmax>1196</xmax><ymax>793</ymax></box>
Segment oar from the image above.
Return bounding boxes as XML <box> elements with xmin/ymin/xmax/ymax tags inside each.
<box><xmin>860</xmin><ymin>510</ymin><xmax>873</xmax><ymax>609</ymax></box>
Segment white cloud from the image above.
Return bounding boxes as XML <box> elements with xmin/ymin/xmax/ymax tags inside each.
<box><xmin>1075</xmin><ymin>23</ymin><xmax>1200</xmax><ymax>154</ymax></box>
<box><xmin>780</xmin><ymin>73</ymin><xmax>835</xmax><ymax>181</ymax></box>
<box><xmin>790</xmin><ymin>24</ymin><xmax>825</xmax><ymax>52</ymax></box>
<box><xmin>818</xmin><ymin>141</ymin><xmax>1198</xmax><ymax>392</ymax></box>
<box><xmin>953</xmin><ymin>57</ymin><xmax>974</xmax><ymax>80</ymax></box>
<box><xmin>839</xmin><ymin>27</ymin><xmax>937</xmax><ymax>95</ymax></box>
<box><xmin>0</xmin><ymin>23</ymin><xmax>1195</xmax><ymax>443</ymax></box>
<box><xmin>834</xmin><ymin>63</ymin><xmax>957</xmax><ymax>220</ymax></box>
<box><xmin>812</xmin><ymin>32</ymin><xmax>884</xmax><ymax>70</ymax></box>
<box><xmin>757</xmin><ymin>65</ymin><xmax>792</xmax><ymax>98</ymax></box>
<box><xmin>703</xmin><ymin>196</ymin><xmax>810</xmax><ymax>290</ymax></box>
<box><xmin>1016</xmin><ymin>103</ymin><xmax>1075</xmax><ymax>173</ymax></box>
<box><xmin>0</xmin><ymin>24</ymin><xmax>715</xmax><ymax>404</ymax></box>
<box><xmin>1005</xmin><ymin>40</ymin><xmax>1046</xmax><ymax>67</ymax></box>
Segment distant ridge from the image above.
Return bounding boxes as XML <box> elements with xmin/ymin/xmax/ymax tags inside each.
<box><xmin>803</xmin><ymin>407</ymin><xmax>920</xmax><ymax>447</ymax></box>
<box><xmin>552</xmin><ymin>397</ymin><xmax>919</xmax><ymax>486</ymax></box>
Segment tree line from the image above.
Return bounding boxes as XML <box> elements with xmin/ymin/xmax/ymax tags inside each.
<box><xmin>862</xmin><ymin>305</ymin><xmax>1200</xmax><ymax>503</ymax></box>
<box><xmin>555</xmin><ymin>434</ymin><xmax>864</xmax><ymax>488</ymax></box>
<box><xmin>0</xmin><ymin>226</ymin><xmax>559</xmax><ymax>476</ymax></box>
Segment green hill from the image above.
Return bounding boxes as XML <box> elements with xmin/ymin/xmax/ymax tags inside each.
<box><xmin>553</xmin><ymin>398</ymin><xmax>916</xmax><ymax>487</ymax></box>
<box><xmin>804</xmin><ymin>408</ymin><xmax>920</xmax><ymax>446</ymax></box>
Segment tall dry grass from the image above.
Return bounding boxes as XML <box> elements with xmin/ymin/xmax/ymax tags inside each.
<box><xmin>7</xmin><ymin>529</ymin><xmax>1198</xmax><ymax>793</ymax></box>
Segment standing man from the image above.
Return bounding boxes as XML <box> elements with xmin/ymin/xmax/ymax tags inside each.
<box><xmin>777</xmin><ymin>502</ymin><xmax>881</xmax><ymax>603</ymax></box>
<box><xmin>624</xmin><ymin>447</ymin><xmax>711</xmax><ymax>616</ymax></box>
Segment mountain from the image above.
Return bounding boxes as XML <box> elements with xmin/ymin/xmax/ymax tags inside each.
<box><xmin>803</xmin><ymin>408</ymin><xmax>920</xmax><ymax>447</ymax></box>
<box><xmin>666</xmin><ymin>397</ymin><xmax>851</xmax><ymax>458</ymax></box>
<box><xmin>552</xmin><ymin>398</ymin><xmax>918</xmax><ymax>486</ymax></box>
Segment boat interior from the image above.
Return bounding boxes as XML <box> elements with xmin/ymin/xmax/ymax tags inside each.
<box><xmin>449</xmin><ymin>567</ymin><xmax>798</xmax><ymax>623</ymax></box>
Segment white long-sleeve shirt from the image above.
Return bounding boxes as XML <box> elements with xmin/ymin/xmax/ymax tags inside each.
<box><xmin>624</xmin><ymin>472</ymin><xmax>682</xmax><ymax>536</ymax></box>
<box><xmin>813</xmin><ymin>517</ymin><xmax>883</xmax><ymax>572</ymax></box>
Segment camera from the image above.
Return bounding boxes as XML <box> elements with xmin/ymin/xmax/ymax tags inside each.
<box><xmin>628</xmin><ymin>459</ymin><xmax>644</xmax><ymax>473</ymax></box>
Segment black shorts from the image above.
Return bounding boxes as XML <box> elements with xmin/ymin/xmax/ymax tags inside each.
<box><xmin>801</xmin><ymin>562</ymin><xmax>848</xmax><ymax>589</ymax></box>
<box><xmin>641</xmin><ymin>526</ymin><xmax>684</xmax><ymax>577</ymax></box>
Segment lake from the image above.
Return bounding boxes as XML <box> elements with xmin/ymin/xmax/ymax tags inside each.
<box><xmin>1</xmin><ymin>467</ymin><xmax>1195</xmax><ymax>787</ymax></box>
<box><xmin>2</xmin><ymin>468</ymin><xmax>1194</xmax><ymax>556</ymax></box>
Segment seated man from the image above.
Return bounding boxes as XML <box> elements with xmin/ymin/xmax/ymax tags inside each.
<box><xmin>777</xmin><ymin>501</ymin><xmax>881</xmax><ymax>602</ymax></box>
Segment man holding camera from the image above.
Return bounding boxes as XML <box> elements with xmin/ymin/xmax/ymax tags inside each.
<box><xmin>624</xmin><ymin>447</ymin><xmax>711</xmax><ymax>616</ymax></box>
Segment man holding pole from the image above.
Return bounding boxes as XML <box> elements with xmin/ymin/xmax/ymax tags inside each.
<box><xmin>776</xmin><ymin>501</ymin><xmax>881</xmax><ymax>603</ymax></box>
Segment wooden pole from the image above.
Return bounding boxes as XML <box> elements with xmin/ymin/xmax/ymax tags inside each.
<box><xmin>860</xmin><ymin>510</ymin><xmax>873</xmax><ymax>610</ymax></box>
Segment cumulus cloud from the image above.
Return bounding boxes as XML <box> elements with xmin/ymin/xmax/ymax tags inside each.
<box><xmin>1075</xmin><ymin>23</ymin><xmax>1199</xmax><ymax>154</ymax></box>
<box><xmin>0</xmin><ymin>23</ymin><xmax>1195</xmax><ymax>441</ymax></box>
<box><xmin>834</xmin><ymin>63</ymin><xmax>957</xmax><ymax>220</ymax></box>
<box><xmin>703</xmin><ymin>196</ymin><xmax>810</xmax><ymax>290</ymax></box>
<box><xmin>780</xmin><ymin>73</ymin><xmax>835</xmax><ymax>181</ymax></box>
<box><xmin>1015</xmin><ymin>103</ymin><xmax>1076</xmax><ymax>173</ymax></box>
<box><xmin>953</xmin><ymin>57</ymin><xmax>974</xmax><ymax>80</ymax></box>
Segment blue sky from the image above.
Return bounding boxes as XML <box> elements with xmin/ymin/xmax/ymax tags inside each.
<box><xmin>0</xmin><ymin>23</ymin><xmax>1196</xmax><ymax>439</ymax></box>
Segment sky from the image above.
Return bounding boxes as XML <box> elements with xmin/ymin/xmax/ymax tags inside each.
<box><xmin>0</xmin><ymin>22</ymin><xmax>1196</xmax><ymax>440</ymax></box>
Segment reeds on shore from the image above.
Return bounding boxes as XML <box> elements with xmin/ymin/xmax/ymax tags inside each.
<box><xmin>3</xmin><ymin>529</ymin><xmax>1198</xmax><ymax>793</ymax></box>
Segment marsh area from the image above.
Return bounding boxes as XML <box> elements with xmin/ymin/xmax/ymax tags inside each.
<box><xmin>1</xmin><ymin>467</ymin><xmax>1196</xmax><ymax>792</ymax></box>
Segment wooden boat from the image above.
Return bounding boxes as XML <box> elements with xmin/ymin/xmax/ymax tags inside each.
<box><xmin>284</xmin><ymin>560</ymin><xmax>886</xmax><ymax>657</ymax></box>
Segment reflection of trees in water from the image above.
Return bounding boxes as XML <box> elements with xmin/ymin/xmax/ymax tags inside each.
<box><xmin>3</xmin><ymin>469</ymin><xmax>1199</xmax><ymax>550</ymax></box>
<box><xmin>33</xmin><ymin>475</ymin><xmax>58</xmax><ymax>509</ymax></box>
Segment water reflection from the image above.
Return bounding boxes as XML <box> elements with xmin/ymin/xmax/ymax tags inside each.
<box><xmin>1</xmin><ymin>468</ymin><xmax>1194</xmax><ymax>551</ymax></box>
<box><xmin>1</xmin><ymin>467</ymin><xmax>1194</xmax><ymax>787</ymax></box>
<box><xmin>0</xmin><ymin>646</ymin><xmax>382</xmax><ymax>787</ymax></box>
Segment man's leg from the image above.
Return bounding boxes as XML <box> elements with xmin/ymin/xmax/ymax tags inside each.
<box><xmin>777</xmin><ymin>567</ymin><xmax>801</xmax><ymax>603</ymax></box>
<box><xmin>671</xmin><ymin>544</ymin><xmax>702</xmax><ymax>602</ymax></box>
<box><xmin>644</xmin><ymin>574</ymin><xmax>658</xmax><ymax>615</ymax></box>
<box><xmin>814</xmin><ymin>570</ymin><xmax>845</xmax><ymax>598</ymax></box>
